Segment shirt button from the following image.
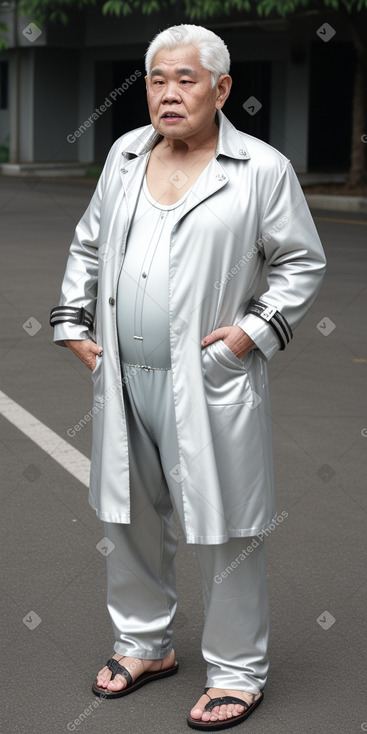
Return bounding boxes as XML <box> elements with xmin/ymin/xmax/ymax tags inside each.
<box><xmin>109</xmin><ymin>297</ymin><xmax>115</xmax><ymax>305</ymax></box>
<box><xmin>142</xmin><ymin>272</ymin><xmax>147</xmax><ymax>278</ymax></box>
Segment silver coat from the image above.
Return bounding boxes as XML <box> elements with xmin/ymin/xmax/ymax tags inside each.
<box><xmin>53</xmin><ymin>110</ymin><xmax>326</xmax><ymax>543</ymax></box>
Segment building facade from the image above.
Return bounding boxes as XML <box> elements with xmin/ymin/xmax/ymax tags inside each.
<box><xmin>0</xmin><ymin>6</ymin><xmax>359</xmax><ymax>173</ymax></box>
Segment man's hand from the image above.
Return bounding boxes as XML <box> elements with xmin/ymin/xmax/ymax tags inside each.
<box><xmin>64</xmin><ymin>339</ymin><xmax>103</xmax><ymax>371</ymax></box>
<box><xmin>201</xmin><ymin>326</ymin><xmax>255</xmax><ymax>360</ymax></box>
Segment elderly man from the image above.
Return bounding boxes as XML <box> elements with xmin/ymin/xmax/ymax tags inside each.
<box><xmin>50</xmin><ymin>24</ymin><xmax>326</xmax><ymax>731</ymax></box>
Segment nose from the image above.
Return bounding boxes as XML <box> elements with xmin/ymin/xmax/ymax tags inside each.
<box><xmin>162</xmin><ymin>81</ymin><xmax>181</xmax><ymax>103</ymax></box>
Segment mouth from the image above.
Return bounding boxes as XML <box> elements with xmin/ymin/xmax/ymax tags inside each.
<box><xmin>161</xmin><ymin>112</ymin><xmax>184</xmax><ymax>121</ymax></box>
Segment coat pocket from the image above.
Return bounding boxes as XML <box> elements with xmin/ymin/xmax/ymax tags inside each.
<box><xmin>91</xmin><ymin>352</ymin><xmax>103</xmax><ymax>377</ymax></box>
<box><xmin>202</xmin><ymin>339</ymin><xmax>255</xmax><ymax>406</ymax></box>
<box><xmin>91</xmin><ymin>352</ymin><xmax>105</xmax><ymax>407</ymax></box>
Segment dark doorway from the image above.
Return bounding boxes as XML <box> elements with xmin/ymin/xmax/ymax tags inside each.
<box><xmin>308</xmin><ymin>41</ymin><xmax>355</xmax><ymax>172</ymax></box>
<box><xmin>112</xmin><ymin>60</ymin><xmax>149</xmax><ymax>141</ymax></box>
<box><xmin>94</xmin><ymin>58</ymin><xmax>271</xmax><ymax>161</ymax></box>
<box><xmin>94</xmin><ymin>59</ymin><xmax>148</xmax><ymax>163</ymax></box>
<box><xmin>224</xmin><ymin>61</ymin><xmax>271</xmax><ymax>142</ymax></box>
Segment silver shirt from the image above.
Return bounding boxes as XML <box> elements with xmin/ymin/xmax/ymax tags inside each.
<box><xmin>117</xmin><ymin>175</ymin><xmax>191</xmax><ymax>368</ymax></box>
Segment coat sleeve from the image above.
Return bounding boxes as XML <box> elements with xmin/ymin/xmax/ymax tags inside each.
<box><xmin>237</xmin><ymin>160</ymin><xmax>326</xmax><ymax>361</ymax></box>
<box><xmin>50</xmin><ymin>139</ymin><xmax>121</xmax><ymax>347</ymax></box>
<box><xmin>50</xmin><ymin>175</ymin><xmax>103</xmax><ymax>346</ymax></box>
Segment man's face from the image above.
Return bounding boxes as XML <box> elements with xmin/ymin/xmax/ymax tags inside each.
<box><xmin>145</xmin><ymin>45</ymin><xmax>230</xmax><ymax>141</ymax></box>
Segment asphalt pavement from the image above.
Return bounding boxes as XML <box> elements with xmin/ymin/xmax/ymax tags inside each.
<box><xmin>0</xmin><ymin>176</ymin><xmax>366</xmax><ymax>734</ymax></box>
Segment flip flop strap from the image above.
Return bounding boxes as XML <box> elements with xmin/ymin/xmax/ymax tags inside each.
<box><xmin>106</xmin><ymin>658</ymin><xmax>133</xmax><ymax>686</ymax></box>
<box><xmin>204</xmin><ymin>695</ymin><xmax>250</xmax><ymax>712</ymax></box>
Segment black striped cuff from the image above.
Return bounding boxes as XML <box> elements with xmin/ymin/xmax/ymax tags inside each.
<box><xmin>245</xmin><ymin>299</ymin><xmax>293</xmax><ymax>350</ymax></box>
<box><xmin>49</xmin><ymin>306</ymin><xmax>94</xmax><ymax>330</ymax></box>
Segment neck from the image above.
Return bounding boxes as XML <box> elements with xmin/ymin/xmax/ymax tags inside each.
<box><xmin>162</xmin><ymin>116</ymin><xmax>219</xmax><ymax>156</ymax></box>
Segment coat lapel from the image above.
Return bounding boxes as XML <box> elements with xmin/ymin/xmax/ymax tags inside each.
<box><xmin>117</xmin><ymin>110</ymin><xmax>251</xmax><ymax>226</ymax></box>
<box><xmin>118</xmin><ymin>152</ymin><xmax>150</xmax><ymax>229</ymax></box>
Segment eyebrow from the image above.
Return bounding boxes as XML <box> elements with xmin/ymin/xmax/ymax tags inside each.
<box><xmin>150</xmin><ymin>67</ymin><xmax>199</xmax><ymax>78</ymax></box>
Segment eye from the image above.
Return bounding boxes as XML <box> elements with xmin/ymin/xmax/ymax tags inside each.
<box><xmin>180</xmin><ymin>80</ymin><xmax>194</xmax><ymax>84</ymax></box>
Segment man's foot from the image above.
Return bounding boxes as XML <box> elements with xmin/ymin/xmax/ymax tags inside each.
<box><xmin>95</xmin><ymin>648</ymin><xmax>176</xmax><ymax>693</ymax></box>
<box><xmin>190</xmin><ymin>688</ymin><xmax>262</xmax><ymax>724</ymax></box>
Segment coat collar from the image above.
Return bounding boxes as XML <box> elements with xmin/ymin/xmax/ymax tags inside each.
<box><xmin>120</xmin><ymin>110</ymin><xmax>251</xmax><ymax>162</ymax></box>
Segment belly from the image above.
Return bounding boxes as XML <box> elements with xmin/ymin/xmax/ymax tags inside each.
<box><xmin>116</xmin><ymin>240</ymin><xmax>171</xmax><ymax>369</ymax></box>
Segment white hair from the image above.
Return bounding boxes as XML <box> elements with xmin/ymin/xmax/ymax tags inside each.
<box><xmin>145</xmin><ymin>24</ymin><xmax>231</xmax><ymax>88</ymax></box>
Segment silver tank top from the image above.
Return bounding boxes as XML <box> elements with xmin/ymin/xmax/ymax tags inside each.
<box><xmin>116</xmin><ymin>175</ymin><xmax>191</xmax><ymax>368</ymax></box>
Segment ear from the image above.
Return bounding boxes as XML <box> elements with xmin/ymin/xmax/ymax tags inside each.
<box><xmin>215</xmin><ymin>74</ymin><xmax>232</xmax><ymax>110</ymax></box>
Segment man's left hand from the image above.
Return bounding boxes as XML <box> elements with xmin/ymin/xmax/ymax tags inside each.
<box><xmin>201</xmin><ymin>326</ymin><xmax>255</xmax><ymax>360</ymax></box>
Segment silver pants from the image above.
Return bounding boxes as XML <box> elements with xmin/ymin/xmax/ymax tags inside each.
<box><xmin>104</xmin><ymin>364</ymin><xmax>269</xmax><ymax>693</ymax></box>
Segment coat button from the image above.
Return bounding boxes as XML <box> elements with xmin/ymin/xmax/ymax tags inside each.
<box><xmin>109</xmin><ymin>297</ymin><xmax>115</xmax><ymax>305</ymax></box>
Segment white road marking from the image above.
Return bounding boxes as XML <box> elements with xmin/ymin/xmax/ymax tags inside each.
<box><xmin>0</xmin><ymin>390</ymin><xmax>90</xmax><ymax>486</ymax></box>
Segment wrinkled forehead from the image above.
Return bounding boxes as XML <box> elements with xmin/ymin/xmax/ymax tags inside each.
<box><xmin>149</xmin><ymin>45</ymin><xmax>207</xmax><ymax>78</ymax></box>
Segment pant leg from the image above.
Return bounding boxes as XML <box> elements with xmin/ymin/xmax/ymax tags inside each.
<box><xmin>195</xmin><ymin>537</ymin><xmax>269</xmax><ymax>694</ymax></box>
<box><xmin>139</xmin><ymin>368</ymin><xmax>269</xmax><ymax>690</ymax></box>
<box><xmin>104</xmin><ymin>364</ymin><xmax>179</xmax><ymax>660</ymax></box>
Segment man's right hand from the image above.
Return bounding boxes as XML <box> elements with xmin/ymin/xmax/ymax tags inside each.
<box><xmin>64</xmin><ymin>339</ymin><xmax>103</xmax><ymax>372</ymax></box>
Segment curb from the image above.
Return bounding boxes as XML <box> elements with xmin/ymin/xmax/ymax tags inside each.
<box><xmin>1</xmin><ymin>170</ymin><xmax>367</xmax><ymax>215</ymax></box>
<box><xmin>305</xmin><ymin>194</ymin><xmax>367</xmax><ymax>214</ymax></box>
<box><xmin>0</xmin><ymin>163</ymin><xmax>89</xmax><ymax>177</ymax></box>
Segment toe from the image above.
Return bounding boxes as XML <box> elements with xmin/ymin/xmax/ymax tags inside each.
<box><xmin>190</xmin><ymin>688</ymin><xmax>261</xmax><ymax>723</ymax></box>
<box><xmin>223</xmin><ymin>703</ymin><xmax>235</xmax><ymax>718</ymax></box>
<box><xmin>107</xmin><ymin>673</ymin><xmax>127</xmax><ymax>691</ymax></box>
<box><xmin>96</xmin><ymin>654</ymin><xmax>124</xmax><ymax>689</ymax></box>
<box><xmin>211</xmin><ymin>705</ymin><xmax>226</xmax><ymax>721</ymax></box>
<box><xmin>233</xmin><ymin>703</ymin><xmax>246</xmax><ymax>716</ymax></box>
<box><xmin>190</xmin><ymin>707</ymin><xmax>206</xmax><ymax>721</ymax></box>
<box><xmin>96</xmin><ymin>666</ymin><xmax>111</xmax><ymax>687</ymax></box>
<box><xmin>190</xmin><ymin>694</ymin><xmax>211</xmax><ymax>721</ymax></box>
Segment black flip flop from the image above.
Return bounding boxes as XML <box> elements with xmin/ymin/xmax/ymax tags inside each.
<box><xmin>187</xmin><ymin>689</ymin><xmax>264</xmax><ymax>731</ymax></box>
<box><xmin>92</xmin><ymin>657</ymin><xmax>179</xmax><ymax>699</ymax></box>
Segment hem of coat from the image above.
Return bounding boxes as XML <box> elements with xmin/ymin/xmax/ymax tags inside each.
<box><xmin>89</xmin><ymin>501</ymin><xmax>131</xmax><ymax>524</ymax></box>
<box><xmin>184</xmin><ymin>518</ymin><xmax>278</xmax><ymax>545</ymax></box>
<box><xmin>90</xmin><ymin>500</ymin><xmax>279</xmax><ymax>544</ymax></box>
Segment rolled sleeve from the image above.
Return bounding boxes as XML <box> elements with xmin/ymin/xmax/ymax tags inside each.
<box><xmin>238</xmin><ymin>161</ymin><xmax>326</xmax><ymax>361</ymax></box>
<box><xmin>237</xmin><ymin>313</ymin><xmax>281</xmax><ymax>362</ymax></box>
